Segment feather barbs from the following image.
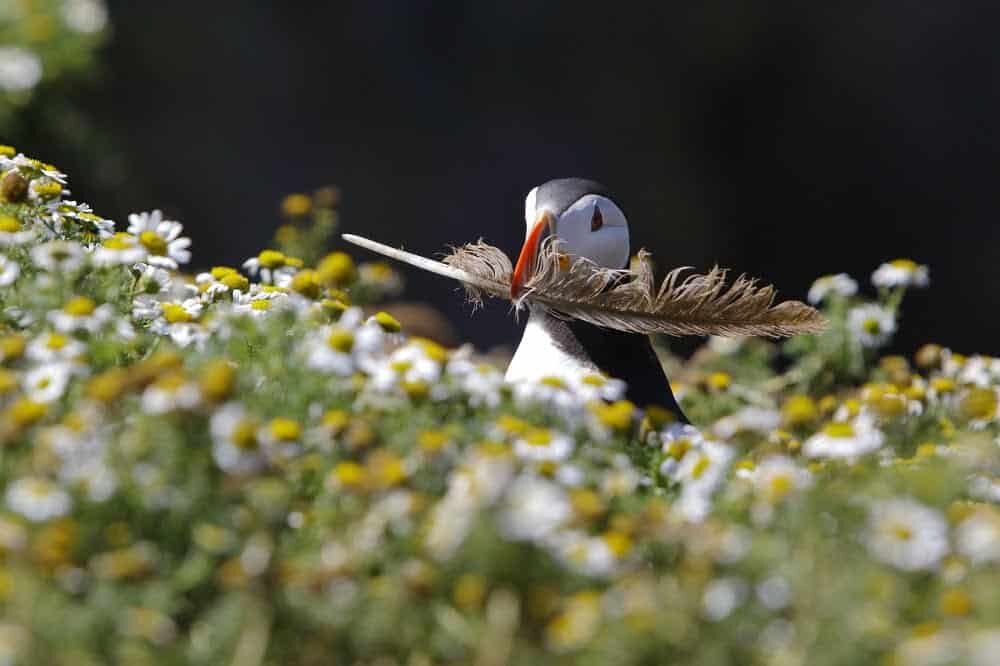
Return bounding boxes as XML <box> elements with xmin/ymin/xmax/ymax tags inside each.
<box><xmin>341</xmin><ymin>233</ymin><xmax>826</xmax><ymax>338</ymax></box>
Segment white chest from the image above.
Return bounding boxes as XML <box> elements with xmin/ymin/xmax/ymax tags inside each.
<box><xmin>505</xmin><ymin>313</ymin><xmax>596</xmax><ymax>383</ymax></box>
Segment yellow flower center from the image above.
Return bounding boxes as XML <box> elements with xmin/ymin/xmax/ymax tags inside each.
<box><xmin>9</xmin><ymin>398</ymin><xmax>47</xmax><ymax>426</ymax></box>
<box><xmin>63</xmin><ymin>296</ymin><xmax>96</xmax><ymax>316</ymax></box>
<box><xmin>257</xmin><ymin>250</ymin><xmax>286</xmax><ymax>268</ymax></box>
<box><xmin>250</xmin><ymin>299</ymin><xmax>271</xmax><ymax>311</ymax></box>
<box><xmin>269</xmin><ymin>418</ymin><xmax>301</xmax><ymax>442</ymax></box>
<box><xmin>959</xmin><ymin>388</ymin><xmax>997</xmax><ymax>420</ymax></box>
<box><xmin>931</xmin><ymin>378</ymin><xmax>956</xmax><ymax>393</ymax></box>
<box><xmin>139</xmin><ymin>230</ymin><xmax>168</xmax><ymax>256</ymax></box>
<box><xmin>524</xmin><ymin>428</ymin><xmax>553</xmax><ymax>446</ymax></box>
<box><xmin>889</xmin><ymin>258</ymin><xmax>918</xmax><ymax>272</ymax></box>
<box><xmin>162</xmin><ymin>304</ymin><xmax>193</xmax><ymax>323</ymax></box>
<box><xmin>863</xmin><ymin>318</ymin><xmax>882</xmax><ymax>335</ymax></box>
<box><xmin>602</xmin><ymin>531</ymin><xmax>633</xmax><ymax>557</ymax></box>
<box><xmin>0</xmin><ymin>215</ymin><xmax>21</xmax><ymax>232</ymax></box>
<box><xmin>32</xmin><ymin>181</ymin><xmax>62</xmax><ymax>197</ymax></box>
<box><xmin>496</xmin><ymin>414</ymin><xmax>528</xmax><ymax>435</ymax></box>
<box><xmin>327</xmin><ymin>329</ymin><xmax>354</xmax><ymax>352</ymax></box>
<box><xmin>889</xmin><ymin>524</ymin><xmax>913</xmax><ymax>541</ymax></box>
<box><xmin>414</xmin><ymin>338</ymin><xmax>449</xmax><ymax>363</ymax></box>
<box><xmin>690</xmin><ymin>455</ymin><xmax>711</xmax><ymax>480</ymax></box>
<box><xmin>666</xmin><ymin>438</ymin><xmax>692</xmax><ymax>461</ymax></box>
<box><xmin>317</xmin><ymin>252</ymin><xmax>357</xmax><ymax>287</ymax></box>
<box><xmin>231</xmin><ymin>420</ymin><xmax>258</xmax><ymax>449</ymax></box>
<box><xmin>707</xmin><ymin>372</ymin><xmax>731</xmax><ymax>391</ymax></box>
<box><xmin>418</xmin><ymin>429</ymin><xmax>449</xmax><ymax>452</ymax></box>
<box><xmin>103</xmin><ymin>233</ymin><xmax>135</xmax><ymax>250</ymax></box>
<box><xmin>783</xmin><ymin>395</ymin><xmax>817</xmax><ymax>425</ymax></box>
<box><xmin>45</xmin><ymin>333</ymin><xmax>68</xmax><ymax>350</ymax></box>
<box><xmin>940</xmin><ymin>589</ymin><xmax>972</xmax><ymax>617</ymax></box>
<box><xmin>200</xmin><ymin>361</ymin><xmax>235</xmax><ymax>401</ymax></box>
<box><xmin>822</xmin><ymin>422</ymin><xmax>856</xmax><ymax>438</ymax></box>
<box><xmin>291</xmin><ymin>269</ymin><xmax>321</xmax><ymax>298</ymax></box>
<box><xmin>369</xmin><ymin>451</ymin><xmax>406</xmax><ymax>487</ymax></box>
<box><xmin>0</xmin><ymin>369</ymin><xmax>17</xmax><ymax>394</ymax></box>
<box><xmin>213</xmin><ymin>273</ymin><xmax>245</xmax><ymax>290</ymax></box>
<box><xmin>592</xmin><ymin>400</ymin><xmax>635</xmax><ymax>431</ymax></box>
<box><xmin>332</xmin><ymin>461</ymin><xmax>367</xmax><ymax>487</ymax></box>
<box><xmin>540</xmin><ymin>376</ymin><xmax>566</xmax><ymax>389</ymax></box>
<box><xmin>374</xmin><ymin>311</ymin><xmax>401</xmax><ymax>333</ymax></box>
<box><xmin>768</xmin><ymin>475</ymin><xmax>793</xmax><ymax>501</ymax></box>
<box><xmin>281</xmin><ymin>193</ymin><xmax>312</xmax><ymax>217</ymax></box>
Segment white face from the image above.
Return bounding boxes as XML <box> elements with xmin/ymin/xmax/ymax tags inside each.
<box><xmin>524</xmin><ymin>188</ymin><xmax>630</xmax><ymax>270</ymax></box>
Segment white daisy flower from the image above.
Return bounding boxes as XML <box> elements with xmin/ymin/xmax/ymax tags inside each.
<box><xmin>23</xmin><ymin>362</ymin><xmax>76</xmax><ymax>403</ymax></box>
<box><xmin>30</xmin><ymin>240</ymin><xmax>85</xmax><ymax>273</ymax></box>
<box><xmin>956</xmin><ymin>510</ymin><xmax>1000</xmax><ymax>565</ymax></box>
<box><xmin>553</xmin><ymin>530</ymin><xmax>617</xmax><ymax>577</ymax></box>
<box><xmin>231</xmin><ymin>286</ymin><xmax>289</xmax><ymax>318</ymax></box>
<box><xmin>25</xmin><ymin>332</ymin><xmax>86</xmax><ymax>364</ymax></box>
<box><xmin>0</xmin><ymin>254</ymin><xmax>19</xmax><ymax>286</ymax></box>
<box><xmin>751</xmin><ymin>455</ymin><xmax>812</xmax><ymax>504</ymax></box>
<box><xmin>674</xmin><ymin>440</ymin><xmax>734</xmax><ymax>523</ymax></box>
<box><xmin>91</xmin><ymin>232</ymin><xmax>148</xmax><ymax>266</ymax></box>
<box><xmin>135</xmin><ymin>263</ymin><xmax>174</xmax><ymax>295</ymax></box>
<box><xmin>847</xmin><ymin>304</ymin><xmax>896</xmax><ymax>348</ymax></box>
<box><xmin>498</xmin><ymin>475</ymin><xmax>572</xmax><ymax>543</ymax></box>
<box><xmin>512</xmin><ymin>375</ymin><xmax>588</xmax><ymax>419</ymax></box>
<box><xmin>447</xmin><ymin>354</ymin><xmax>504</xmax><ymax>408</ymax></box>
<box><xmin>210</xmin><ymin>403</ymin><xmax>265</xmax><ymax>475</ymax></box>
<box><xmin>871</xmin><ymin>259</ymin><xmax>929</xmax><ymax>289</ymax></box>
<box><xmin>48</xmin><ymin>297</ymin><xmax>114</xmax><ymax>333</ymax></box>
<box><xmin>5</xmin><ymin>477</ymin><xmax>72</xmax><ymax>522</ymax></box>
<box><xmin>702</xmin><ymin>577</ymin><xmax>748</xmax><ymax>621</ymax></box>
<box><xmin>305</xmin><ymin>325</ymin><xmax>360</xmax><ymax>376</ymax></box>
<box><xmin>165</xmin><ymin>323</ymin><xmax>209</xmax><ymax>349</ymax></box>
<box><xmin>807</xmin><ymin>273</ymin><xmax>858</xmax><ymax>304</ymax></box>
<box><xmin>369</xmin><ymin>342</ymin><xmax>444</xmax><ymax>396</ymax></box>
<box><xmin>802</xmin><ymin>415</ymin><xmax>885</xmax><ymax>459</ymax></box>
<box><xmin>242</xmin><ymin>250</ymin><xmax>299</xmax><ymax>287</ymax></box>
<box><xmin>707</xmin><ymin>336</ymin><xmax>746</xmax><ymax>355</ymax></box>
<box><xmin>865</xmin><ymin>498</ymin><xmax>948</xmax><ymax>571</ymax></box>
<box><xmin>0</xmin><ymin>46</ymin><xmax>43</xmax><ymax>92</ymax></box>
<box><xmin>194</xmin><ymin>266</ymin><xmax>249</xmax><ymax>300</ymax></box>
<box><xmin>0</xmin><ymin>215</ymin><xmax>35</xmax><ymax>246</ymax></box>
<box><xmin>134</xmin><ymin>297</ymin><xmax>203</xmax><ymax>330</ymax></box>
<box><xmin>658</xmin><ymin>423</ymin><xmax>705</xmax><ymax>476</ymax></box>
<box><xmin>712</xmin><ymin>406</ymin><xmax>781</xmax><ymax>440</ymax></box>
<box><xmin>126</xmin><ymin>210</ymin><xmax>191</xmax><ymax>269</ymax></box>
<box><xmin>141</xmin><ymin>373</ymin><xmax>202</xmax><ymax>414</ymax></box>
<box><xmin>569</xmin><ymin>372</ymin><xmax>627</xmax><ymax>403</ymax></box>
<box><xmin>513</xmin><ymin>427</ymin><xmax>574</xmax><ymax>463</ymax></box>
<box><xmin>258</xmin><ymin>417</ymin><xmax>303</xmax><ymax>464</ymax></box>
<box><xmin>62</xmin><ymin>0</ymin><xmax>109</xmax><ymax>34</ymax></box>
<box><xmin>358</xmin><ymin>261</ymin><xmax>403</xmax><ymax>297</ymax></box>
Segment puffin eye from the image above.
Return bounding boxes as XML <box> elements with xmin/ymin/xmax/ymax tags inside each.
<box><xmin>590</xmin><ymin>206</ymin><xmax>603</xmax><ymax>232</ymax></box>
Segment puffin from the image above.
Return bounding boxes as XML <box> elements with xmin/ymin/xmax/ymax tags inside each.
<box><xmin>505</xmin><ymin>178</ymin><xmax>689</xmax><ymax>423</ymax></box>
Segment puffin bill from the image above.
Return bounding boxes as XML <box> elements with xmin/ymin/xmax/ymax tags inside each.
<box><xmin>505</xmin><ymin>178</ymin><xmax>689</xmax><ymax>423</ymax></box>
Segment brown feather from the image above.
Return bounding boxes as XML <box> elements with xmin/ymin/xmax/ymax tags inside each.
<box><xmin>342</xmin><ymin>234</ymin><xmax>826</xmax><ymax>338</ymax></box>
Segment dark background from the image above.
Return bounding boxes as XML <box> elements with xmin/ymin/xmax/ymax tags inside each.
<box><xmin>22</xmin><ymin>1</ymin><xmax>1000</xmax><ymax>354</ymax></box>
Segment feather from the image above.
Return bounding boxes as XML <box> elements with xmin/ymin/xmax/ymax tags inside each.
<box><xmin>341</xmin><ymin>233</ymin><xmax>825</xmax><ymax>338</ymax></box>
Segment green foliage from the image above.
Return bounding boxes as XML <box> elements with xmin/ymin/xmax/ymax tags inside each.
<box><xmin>0</xmin><ymin>147</ymin><xmax>998</xmax><ymax>665</ymax></box>
<box><xmin>0</xmin><ymin>1</ymin><xmax>108</xmax><ymax>132</ymax></box>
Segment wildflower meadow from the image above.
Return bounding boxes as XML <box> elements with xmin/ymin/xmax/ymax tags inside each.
<box><xmin>0</xmin><ymin>146</ymin><xmax>999</xmax><ymax>665</ymax></box>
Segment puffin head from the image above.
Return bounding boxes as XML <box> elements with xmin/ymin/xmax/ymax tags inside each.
<box><xmin>510</xmin><ymin>178</ymin><xmax>630</xmax><ymax>299</ymax></box>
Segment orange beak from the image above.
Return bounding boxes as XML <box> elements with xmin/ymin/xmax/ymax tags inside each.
<box><xmin>511</xmin><ymin>211</ymin><xmax>554</xmax><ymax>299</ymax></box>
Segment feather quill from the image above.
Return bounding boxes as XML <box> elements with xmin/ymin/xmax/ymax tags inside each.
<box><xmin>341</xmin><ymin>233</ymin><xmax>825</xmax><ymax>338</ymax></box>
